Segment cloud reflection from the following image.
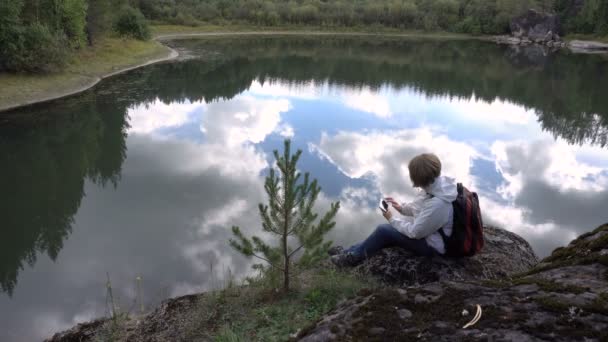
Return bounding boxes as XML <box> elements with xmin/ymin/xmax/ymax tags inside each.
<box><xmin>201</xmin><ymin>95</ymin><xmax>291</xmax><ymax>145</ymax></box>
<box><xmin>312</xmin><ymin>127</ymin><xmax>478</xmax><ymax>199</ymax></box>
<box><xmin>248</xmin><ymin>80</ymin><xmax>393</xmax><ymax>118</ymax></box>
<box><xmin>128</xmin><ymin>99</ymin><xmax>202</xmax><ymax>134</ymax></box>
<box><xmin>312</xmin><ymin>124</ymin><xmax>608</xmax><ymax>258</ymax></box>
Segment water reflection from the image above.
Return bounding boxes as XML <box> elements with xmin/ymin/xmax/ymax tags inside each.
<box><xmin>0</xmin><ymin>96</ymin><xmax>127</xmax><ymax>296</ymax></box>
<box><xmin>1</xmin><ymin>36</ymin><xmax>607</xmax><ymax>341</ymax></box>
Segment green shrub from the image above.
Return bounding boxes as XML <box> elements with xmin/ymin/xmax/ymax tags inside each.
<box><xmin>169</xmin><ymin>11</ymin><xmax>202</xmax><ymax>27</ymax></box>
<box><xmin>456</xmin><ymin>17</ymin><xmax>482</xmax><ymax>35</ymax></box>
<box><xmin>114</xmin><ymin>7</ymin><xmax>151</xmax><ymax>40</ymax></box>
<box><xmin>60</xmin><ymin>0</ymin><xmax>88</xmax><ymax>48</ymax></box>
<box><xmin>15</xmin><ymin>23</ymin><xmax>69</xmax><ymax>73</ymax></box>
<box><xmin>0</xmin><ymin>0</ymin><xmax>23</xmax><ymax>72</ymax></box>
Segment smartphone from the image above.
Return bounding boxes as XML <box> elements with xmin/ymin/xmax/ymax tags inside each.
<box><xmin>379</xmin><ymin>199</ymin><xmax>388</xmax><ymax>212</ymax></box>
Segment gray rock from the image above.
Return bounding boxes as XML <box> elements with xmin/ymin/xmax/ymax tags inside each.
<box><xmin>298</xmin><ymin>224</ymin><xmax>608</xmax><ymax>342</ymax></box>
<box><xmin>353</xmin><ymin>226</ymin><xmax>538</xmax><ymax>287</ymax></box>
<box><xmin>510</xmin><ymin>9</ymin><xmax>561</xmax><ymax>42</ymax></box>
<box><xmin>47</xmin><ymin>225</ymin><xmax>608</xmax><ymax>342</ymax></box>
<box><xmin>398</xmin><ymin>308</ymin><xmax>412</xmax><ymax>319</ymax></box>
<box><xmin>369</xmin><ymin>327</ymin><xmax>385</xmax><ymax>335</ymax></box>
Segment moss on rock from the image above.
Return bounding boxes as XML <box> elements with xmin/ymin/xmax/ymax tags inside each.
<box><xmin>522</xmin><ymin>224</ymin><xmax>608</xmax><ymax>276</ymax></box>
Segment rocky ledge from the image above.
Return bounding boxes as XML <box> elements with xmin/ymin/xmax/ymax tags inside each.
<box><xmin>47</xmin><ymin>225</ymin><xmax>607</xmax><ymax>341</ymax></box>
<box><xmin>352</xmin><ymin>226</ymin><xmax>539</xmax><ymax>286</ymax></box>
<box><xmin>494</xmin><ymin>9</ymin><xmax>565</xmax><ymax>48</ymax></box>
<box><xmin>493</xmin><ymin>8</ymin><xmax>608</xmax><ymax>54</ymax></box>
<box><xmin>46</xmin><ymin>293</ymin><xmax>202</xmax><ymax>342</ymax></box>
<box><xmin>297</xmin><ymin>224</ymin><xmax>608</xmax><ymax>341</ymax></box>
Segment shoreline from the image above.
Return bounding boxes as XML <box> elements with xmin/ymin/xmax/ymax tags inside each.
<box><xmin>0</xmin><ymin>30</ymin><xmax>490</xmax><ymax>114</ymax></box>
<box><xmin>0</xmin><ymin>42</ymin><xmax>178</xmax><ymax>113</ymax></box>
<box><xmin>1</xmin><ymin>29</ymin><xmax>607</xmax><ymax>114</ymax></box>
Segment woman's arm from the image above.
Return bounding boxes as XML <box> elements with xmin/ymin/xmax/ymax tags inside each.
<box><xmin>399</xmin><ymin>202</ymin><xmax>417</xmax><ymax>216</ymax></box>
<box><xmin>386</xmin><ymin>196</ymin><xmax>423</xmax><ymax>216</ymax></box>
<box><xmin>388</xmin><ymin>198</ymin><xmax>450</xmax><ymax>239</ymax></box>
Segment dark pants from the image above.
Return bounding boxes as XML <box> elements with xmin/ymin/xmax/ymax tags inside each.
<box><xmin>346</xmin><ymin>224</ymin><xmax>436</xmax><ymax>259</ymax></box>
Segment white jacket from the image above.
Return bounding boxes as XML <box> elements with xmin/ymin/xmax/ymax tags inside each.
<box><xmin>388</xmin><ymin>176</ymin><xmax>457</xmax><ymax>254</ymax></box>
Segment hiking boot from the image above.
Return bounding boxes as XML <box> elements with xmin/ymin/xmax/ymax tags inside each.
<box><xmin>330</xmin><ymin>252</ymin><xmax>362</xmax><ymax>268</ymax></box>
<box><xmin>327</xmin><ymin>245</ymin><xmax>344</xmax><ymax>256</ymax></box>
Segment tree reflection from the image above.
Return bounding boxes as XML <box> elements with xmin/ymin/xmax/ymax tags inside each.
<box><xmin>0</xmin><ymin>94</ymin><xmax>128</xmax><ymax>295</ymax></box>
<box><xmin>149</xmin><ymin>36</ymin><xmax>608</xmax><ymax>147</ymax></box>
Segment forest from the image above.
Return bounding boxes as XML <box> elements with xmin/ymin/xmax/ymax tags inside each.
<box><xmin>0</xmin><ymin>0</ymin><xmax>149</xmax><ymax>72</ymax></box>
<box><xmin>137</xmin><ymin>0</ymin><xmax>608</xmax><ymax>36</ymax></box>
<box><xmin>1</xmin><ymin>0</ymin><xmax>607</xmax><ymax>74</ymax></box>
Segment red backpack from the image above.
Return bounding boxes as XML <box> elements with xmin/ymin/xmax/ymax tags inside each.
<box><xmin>439</xmin><ymin>183</ymin><xmax>484</xmax><ymax>257</ymax></box>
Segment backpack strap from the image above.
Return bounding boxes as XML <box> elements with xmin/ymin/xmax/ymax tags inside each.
<box><xmin>439</xmin><ymin>183</ymin><xmax>464</xmax><ymax>255</ymax></box>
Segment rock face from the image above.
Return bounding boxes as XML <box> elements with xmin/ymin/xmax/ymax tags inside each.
<box><xmin>353</xmin><ymin>226</ymin><xmax>538</xmax><ymax>287</ymax></box>
<box><xmin>510</xmin><ymin>9</ymin><xmax>561</xmax><ymax>42</ymax></box>
<box><xmin>46</xmin><ymin>294</ymin><xmax>203</xmax><ymax>342</ymax></box>
<box><xmin>495</xmin><ymin>9</ymin><xmax>565</xmax><ymax>48</ymax></box>
<box><xmin>298</xmin><ymin>224</ymin><xmax>608</xmax><ymax>341</ymax></box>
<box><xmin>45</xmin><ymin>320</ymin><xmax>106</xmax><ymax>342</ymax></box>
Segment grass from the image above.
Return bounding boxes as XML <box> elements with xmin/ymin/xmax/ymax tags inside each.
<box><xmin>183</xmin><ymin>267</ymin><xmax>378</xmax><ymax>342</ymax></box>
<box><xmin>0</xmin><ymin>37</ymin><xmax>171</xmax><ymax>112</ymax></box>
<box><xmin>68</xmin><ymin>37</ymin><xmax>169</xmax><ymax>76</ymax></box>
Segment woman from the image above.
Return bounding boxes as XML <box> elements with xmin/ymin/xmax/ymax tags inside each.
<box><xmin>331</xmin><ymin>153</ymin><xmax>457</xmax><ymax>267</ymax></box>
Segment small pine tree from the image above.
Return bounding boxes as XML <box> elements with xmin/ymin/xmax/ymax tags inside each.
<box><xmin>229</xmin><ymin>139</ymin><xmax>340</xmax><ymax>292</ymax></box>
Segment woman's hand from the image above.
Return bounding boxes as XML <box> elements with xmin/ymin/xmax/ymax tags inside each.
<box><xmin>382</xmin><ymin>208</ymin><xmax>392</xmax><ymax>221</ymax></box>
<box><xmin>385</xmin><ymin>197</ymin><xmax>402</xmax><ymax>212</ymax></box>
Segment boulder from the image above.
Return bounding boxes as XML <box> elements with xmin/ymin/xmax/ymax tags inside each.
<box><xmin>352</xmin><ymin>226</ymin><xmax>538</xmax><ymax>287</ymax></box>
<box><xmin>297</xmin><ymin>224</ymin><xmax>608</xmax><ymax>341</ymax></box>
<box><xmin>510</xmin><ymin>9</ymin><xmax>561</xmax><ymax>42</ymax></box>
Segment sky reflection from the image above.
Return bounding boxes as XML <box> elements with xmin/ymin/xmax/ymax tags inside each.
<box><xmin>124</xmin><ymin>79</ymin><xmax>608</xmax><ymax>259</ymax></box>
<box><xmin>2</xmin><ymin>64</ymin><xmax>607</xmax><ymax>342</ymax></box>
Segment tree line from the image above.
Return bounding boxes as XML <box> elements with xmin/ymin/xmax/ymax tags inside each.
<box><xmin>0</xmin><ymin>0</ymin><xmax>150</xmax><ymax>73</ymax></box>
<box><xmin>139</xmin><ymin>0</ymin><xmax>608</xmax><ymax>36</ymax></box>
<box><xmin>1</xmin><ymin>0</ymin><xmax>607</xmax><ymax>74</ymax></box>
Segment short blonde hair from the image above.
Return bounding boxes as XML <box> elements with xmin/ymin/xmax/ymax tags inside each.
<box><xmin>408</xmin><ymin>153</ymin><xmax>441</xmax><ymax>187</ymax></box>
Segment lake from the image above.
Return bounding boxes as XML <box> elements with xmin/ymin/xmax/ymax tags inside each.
<box><xmin>1</xmin><ymin>35</ymin><xmax>607</xmax><ymax>341</ymax></box>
